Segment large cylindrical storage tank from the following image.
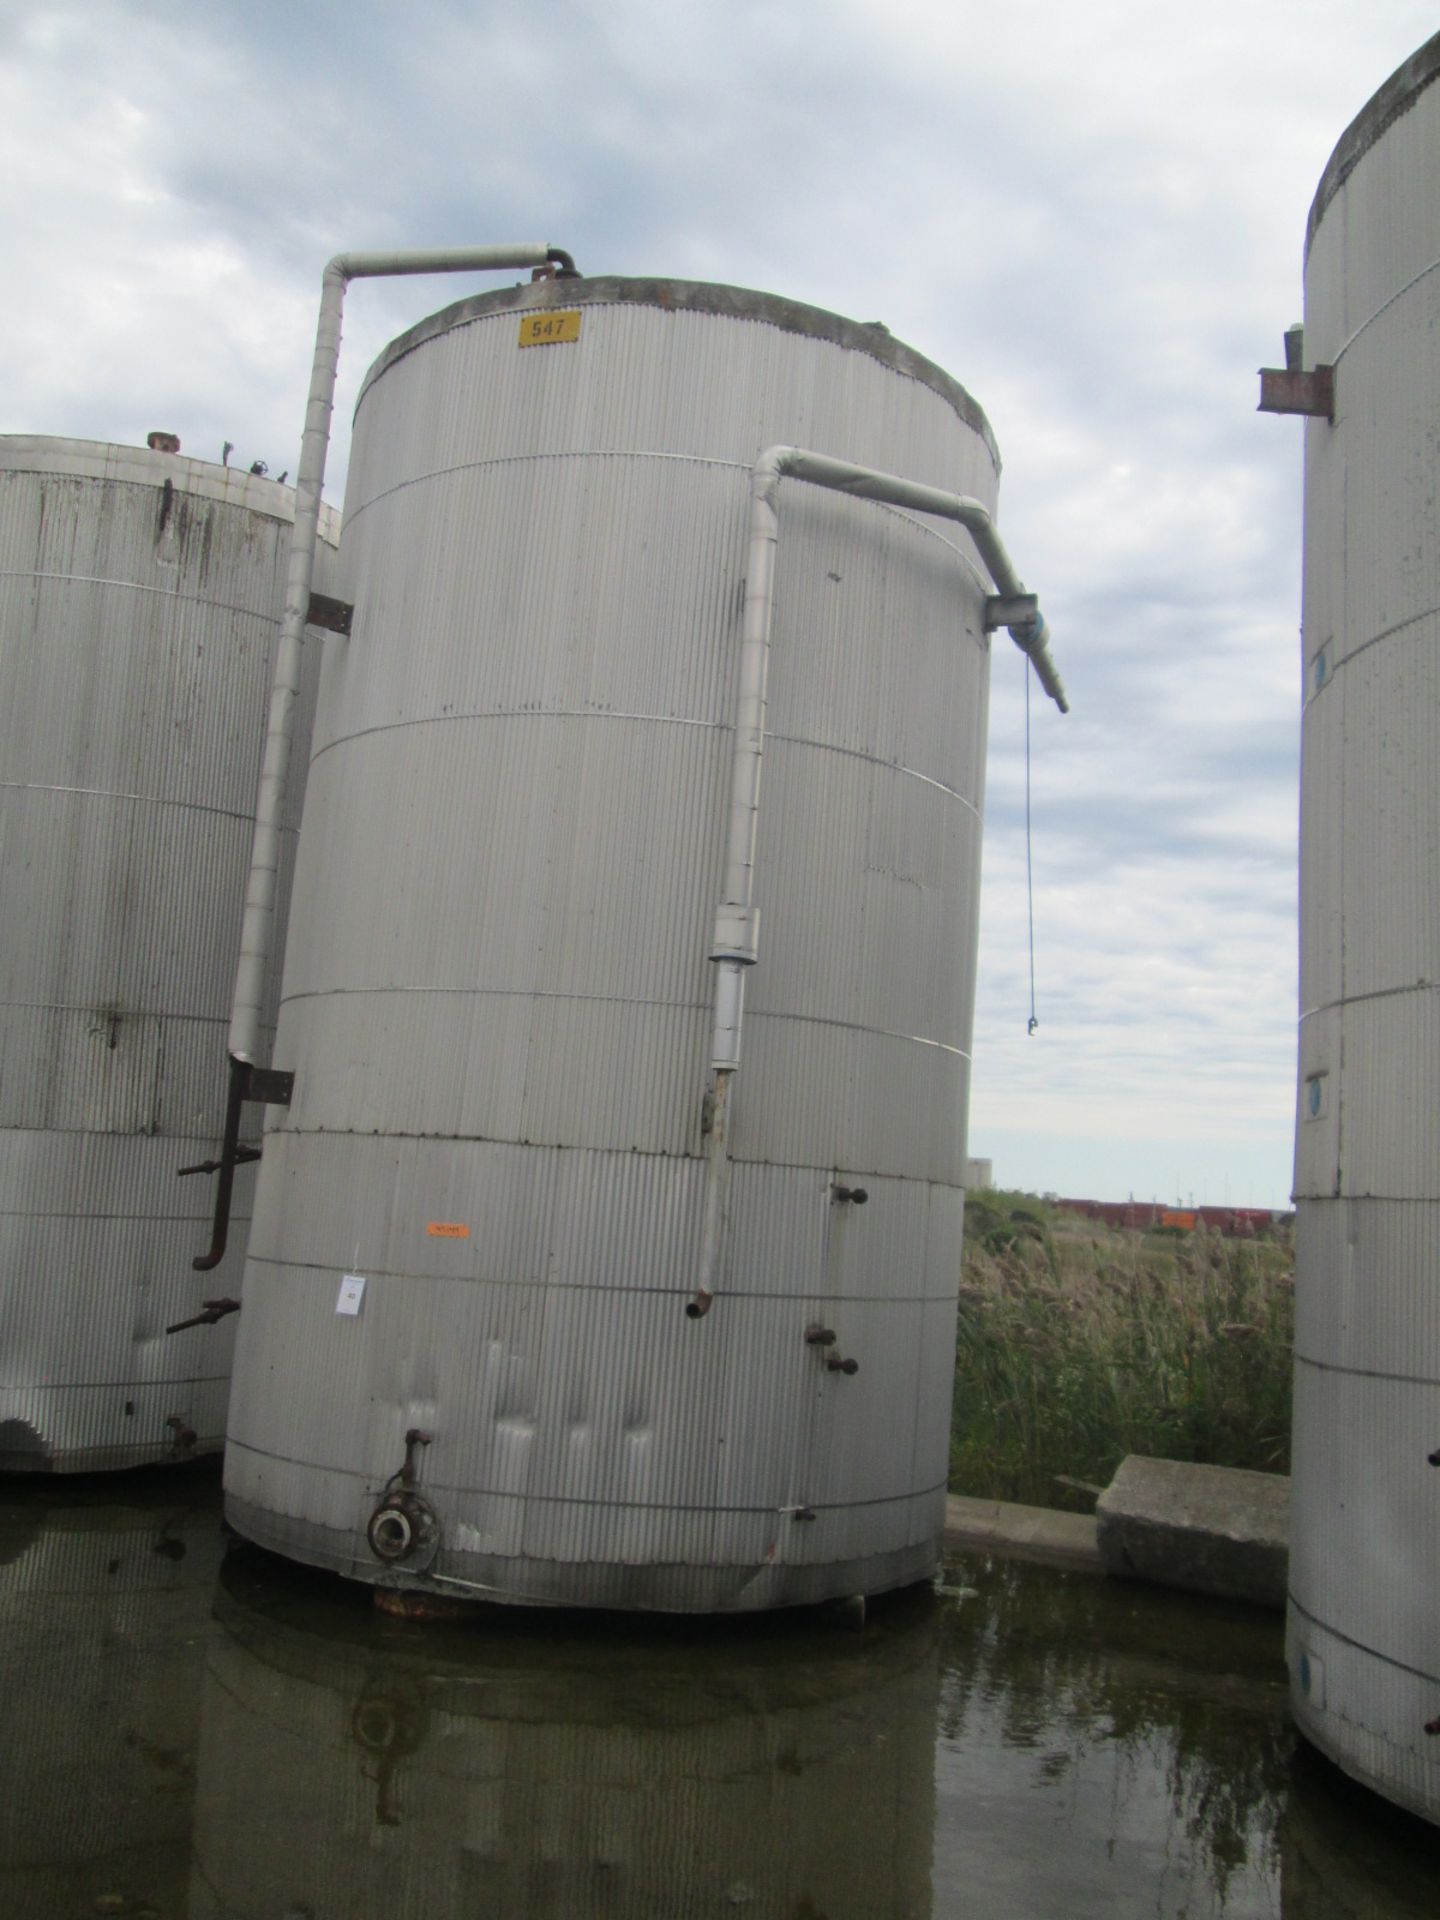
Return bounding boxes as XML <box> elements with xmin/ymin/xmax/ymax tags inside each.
<box><xmin>1288</xmin><ymin>35</ymin><xmax>1440</xmax><ymax>1825</ymax></box>
<box><xmin>225</xmin><ymin>277</ymin><xmax>1002</xmax><ymax>1609</ymax></box>
<box><xmin>0</xmin><ymin>438</ymin><xmax>336</xmax><ymax>1472</ymax></box>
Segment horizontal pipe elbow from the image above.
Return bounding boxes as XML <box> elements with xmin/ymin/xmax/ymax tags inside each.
<box><xmin>751</xmin><ymin>445</ymin><xmax>797</xmax><ymax>511</ymax></box>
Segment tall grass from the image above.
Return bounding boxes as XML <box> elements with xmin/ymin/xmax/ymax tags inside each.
<box><xmin>950</xmin><ymin>1192</ymin><xmax>1293</xmax><ymax>1509</ymax></box>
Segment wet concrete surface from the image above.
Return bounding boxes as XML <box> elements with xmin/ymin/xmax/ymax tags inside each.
<box><xmin>0</xmin><ymin>1464</ymin><xmax>1434</xmax><ymax>1918</ymax></box>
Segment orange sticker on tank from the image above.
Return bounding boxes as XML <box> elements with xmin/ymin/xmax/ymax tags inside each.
<box><xmin>426</xmin><ymin>1221</ymin><xmax>470</xmax><ymax>1239</ymax></box>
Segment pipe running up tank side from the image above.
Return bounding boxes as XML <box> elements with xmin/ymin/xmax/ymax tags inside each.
<box><xmin>690</xmin><ymin>445</ymin><xmax>1064</xmax><ymax>1319</ymax></box>
<box><xmin>195</xmin><ymin>242</ymin><xmax>579</xmax><ymax>1273</ymax></box>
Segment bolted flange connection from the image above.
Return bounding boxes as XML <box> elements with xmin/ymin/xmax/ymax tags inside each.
<box><xmin>367</xmin><ymin>1427</ymin><xmax>439</xmax><ymax>1567</ymax></box>
<box><xmin>367</xmin><ymin>1488</ymin><xmax>439</xmax><ymax>1565</ymax></box>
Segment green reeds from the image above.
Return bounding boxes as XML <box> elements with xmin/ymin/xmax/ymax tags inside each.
<box><xmin>950</xmin><ymin>1193</ymin><xmax>1294</xmax><ymax>1510</ymax></box>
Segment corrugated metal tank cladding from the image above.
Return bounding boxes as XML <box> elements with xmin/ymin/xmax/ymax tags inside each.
<box><xmin>0</xmin><ymin>437</ymin><xmax>337</xmax><ymax>1472</ymax></box>
<box><xmin>224</xmin><ymin>278</ymin><xmax>1000</xmax><ymax>1609</ymax></box>
<box><xmin>1289</xmin><ymin>34</ymin><xmax>1440</xmax><ymax>1826</ymax></box>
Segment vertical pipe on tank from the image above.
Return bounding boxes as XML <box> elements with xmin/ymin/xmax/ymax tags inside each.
<box><xmin>198</xmin><ymin>244</ymin><xmax>575</xmax><ymax>1271</ymax></box>
<box><xmin>227</xmin><ymin>244</ymin><xmax>569</xmax><ymax>1066</ymax></box>
<box><xmin>689</xmin><ymin>444</ymin><xmax>1064</xmax><ymax>1316</ymax></box>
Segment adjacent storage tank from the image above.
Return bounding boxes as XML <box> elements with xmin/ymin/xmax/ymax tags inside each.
<box><xmin>0</xmin><ymin>438</ymin><xmax>336</xmax><ymax>1471</ymax></box>
<box><xmin>224</xmin><ymin>277</ymin><xmax>1010</xmax><ymax>1608</ymax></box>
<box><xmin>1288</xmin><ymin>36</ymin><xmax>1440</xmax><ymax>1824</ymax></box>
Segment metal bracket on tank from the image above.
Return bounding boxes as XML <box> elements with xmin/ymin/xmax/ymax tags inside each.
<box><xmin>983</xmin><ymin>593</ymin><xmax>1040</xmax><ymax>633</ymax></box>
<box><xmin>1257</xmin><ymin>365</ymin><xmax>1335</xmax><ymax>421</ymax></box>
<box><xmin>186</xmin><ymin>1057</ymin><xmax>294</xmax><ymax>1272</ymax></box>
<box><xmin>306</xmin><ymin>590</ymin><xmax>354</xmax><ymax>635</ymax></box>
<box><xmin>165</xmin><ymin>1295</ymin><xmax>241</xmax><ymax>1336</ymax></box>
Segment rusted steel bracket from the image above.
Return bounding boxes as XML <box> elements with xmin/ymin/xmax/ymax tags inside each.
<box><xmin>1257</xmin><ymin>366</ymin><xmax>1335</xmax><ymax>421</ymax></box>
<box><xmin>306</xmin><ymin>590</ymin><xmax>354</xmax><ymax>635</ymax></box>
<box><xmin>166</xmin><ymin>1296</ymin><xmax>241</xmax><ymax>1335</ymax></box>
<box><xmin>178</xmin><ymin>1145</ymin><xmax>260</xmax><ymax>1177</ymax></box>
<box><xmin>188</xmin><ymin>1058</ymin><xmax>294</xmax><ymax>1271</ymax></box>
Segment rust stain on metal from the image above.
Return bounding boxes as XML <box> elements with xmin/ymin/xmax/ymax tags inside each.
<box><xmin>371</xmin><ymin>1587</ymin><xmax>474</xmax><ymax>1622</ymax></box>
<box><xmin>1257</xmin><ymin>365</ymin><xmax>1335</xmax><ymax>420</ymax></box>
<box><xmin>306</xmin><ymin>590</ymin><xmax>354</xmax><ymax>635</ymax></box>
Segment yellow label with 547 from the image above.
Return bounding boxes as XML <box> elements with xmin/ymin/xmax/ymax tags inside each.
<box><xmin>518</xmin><ymin>310</ymin><xmax>582</xmax><ymax>348</ymax></box>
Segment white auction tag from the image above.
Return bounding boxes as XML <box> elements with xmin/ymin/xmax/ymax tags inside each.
<box><xmin>335</xmin><ymin>1273</ymin><xmax>367</xmax><ymax>1316</ymax></box>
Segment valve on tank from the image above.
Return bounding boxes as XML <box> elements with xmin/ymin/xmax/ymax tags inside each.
<box><xmin>366</xmin><ymin>1428</ymin><xmax>439</xmax><ymax>1567</ymax></box>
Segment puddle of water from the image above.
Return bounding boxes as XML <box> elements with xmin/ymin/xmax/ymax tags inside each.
<box><xmin>0</xmin><ymin>1469</ymin><xmax>1434</xmax><ymax>1918</ymax></box>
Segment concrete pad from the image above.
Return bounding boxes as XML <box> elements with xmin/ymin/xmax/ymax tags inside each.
<box><xmin>944</xmin><ymin>1494</ymin><xmax>1102</xmax><ymax>1574</ymax></box>
<box><xmin>1095</xmin><ymin>1456</ymin><xmax>1289</xmax><ymax>1609</ymax></box>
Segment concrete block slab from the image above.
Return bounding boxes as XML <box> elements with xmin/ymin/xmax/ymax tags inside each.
<box><xmin>944</xmin><ymin>1494</ymin><xmax>1102</xmax><ymax>1574</ymax></box>
<box><xmin>1095</xmin><ymin>1455</ymin><xmax>1289</xmax><ymax>1609</ymax></box>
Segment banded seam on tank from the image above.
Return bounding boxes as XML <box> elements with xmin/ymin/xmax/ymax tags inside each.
<box><xmin>243</xmin><ymin>1140</ymin><xmax>962</xmax><ymax>1186</ymax></box>
<box><xmin>305</xmin><ymin>712</ymin><xmax>982</xmax><ymax>814</ymax></box>
<box><xmin>271</xmin><ymin>984</ymin><xmax>970</xmax><ymax>1058</ymax></box>
<box><xmin>223</xmin><ymin>1434</ymin><xmax>950</xmax><ymax>1510</ymax></box>
<box><xmin>21</xmin><ymin>1371</ymin><xmax>232</xmax><ymax>1392</ymax></box>
<box><xmin>1300</xmin><ymin>606</ymin><xmax>1439</xmax><ymax>703</ymax></box>
<box><xmin>276</xmin><ymin>985</ymin><xmax>707</xmax><ymax>1012</ymax></box>
<box><xmin>0</xmin><ymin>1206</ymin><xmax>233</xmax><ymax>1221</ymax></box>
<box><xmin>769</xmin><ymin>738</ymin><xmax>982</xmax><ymax>814</ymax></box>
<box><xmin>0</xmin><ymin>783</ymin><xmax>277</xmax><ymax>826</ymax></box>
<box><xmin>1329</xmin><ymin>255</ymin><xmax>1440</xmax><ymax>362</ymax></box>
<box><xmin>1300</xmin><ymin>981</ymin><xmax>1440</xmax><ymax>1022</ymax></box>
<box><xmin>337</xmin><ymin>449</ymin><xmax>750</xmax><ymax>533</ymax></box>
<box><xmin>748</xmin><ymin>1011</ymin><xmax>967</xmax><ymax>1056</ymax></box>
<box><xmin>0</xmin><ymin>1001</ymin><xmax>234</xmax><ymax>1020</ymax></box>
<box><xmin>1289</xmin><ymin>1593</ymin><xmax>1440</xmax><ymax>1686</ymax></box>
<box><xmin>0</xmin><ymin>571</ymin><xmax>299</xmax><ymax>621</ymax></box>
<box><xmin>240</xmin><ymin>1252</ymin><xmax>960</xmax><ymax>1303</ymax></box>
<box><xmin>1292</xmin><ymin>1350</ymin><xmax>1440</xmax><ymax>1390</ymax></box>
<box><xmin>339</xmin><ymin>449</ymin><xmax>991</xmax><ymax>580</ymax></box>
<box><xmin>306</xmin><ymin>709</ymin><xmax>724</xmax><ymax>771</ymax></box>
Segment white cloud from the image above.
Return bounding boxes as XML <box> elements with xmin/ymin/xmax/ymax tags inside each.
<box><xmin>2</xmin><ymin>0</ymin><xmax>1431</xmax><ymax>1204</ymax></box>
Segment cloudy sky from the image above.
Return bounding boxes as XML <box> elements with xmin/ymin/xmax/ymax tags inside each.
<box><xmin>3</xmin><ymin>1</ymin><xmax>1433</xmax><ymax>1207</ymax></box>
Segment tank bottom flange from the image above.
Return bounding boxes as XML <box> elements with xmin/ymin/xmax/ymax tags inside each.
<box><xmin>225</xmin><ymin>1489</ymin><xmax>942</xmax><ymax>1615</ymax></box>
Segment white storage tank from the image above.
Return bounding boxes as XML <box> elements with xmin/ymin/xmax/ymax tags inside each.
<box><xmin>1287</xmin><ymin>33</ymin><xmax>1440</xmax><ymax>1825</ymax></box>
<box><xmin>0</xmin><ymin>437</ymin><xmax>336</xmax><ymax>1471</ymax></box>
<box><xmin>224</xmin><ymin>276</ymin><xmax>1058</xmax><ymax>1608</ymax></box>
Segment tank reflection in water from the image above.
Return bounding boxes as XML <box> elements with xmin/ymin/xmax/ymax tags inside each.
<box><xmin>0</xmin><ymin>1467</ymin><xmax>226</xmax><ymax>1917</ymax></box>
<box><xmin>2</xmin><ymin>1480</ymin><xmax>1438</xmax><ymax>1918</ymax></box>
<box><xmin>192</xmin><ymin>1552</ymin><xmax>940</xmax><ymax>1918</ymax></box>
